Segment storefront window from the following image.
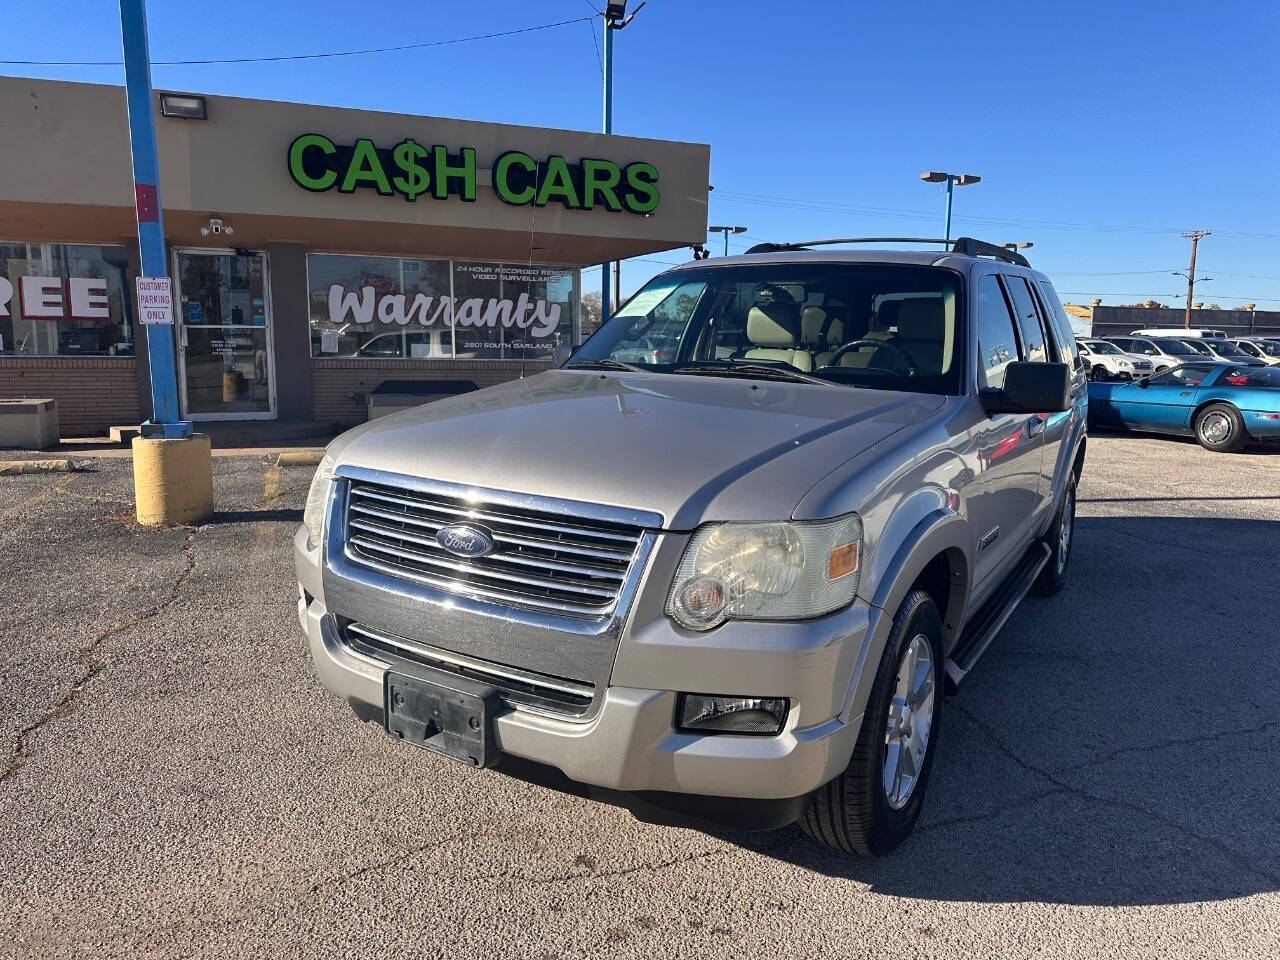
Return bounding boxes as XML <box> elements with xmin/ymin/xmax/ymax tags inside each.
<box><xmin>307</xmin><ymin>253</ymin><xmax>577</xmax><ymax>360</ymax></box>
<box><xmin>0</xmin><ymin>243</ymin><xmax>135</xmax><ymax>356</ymax></box>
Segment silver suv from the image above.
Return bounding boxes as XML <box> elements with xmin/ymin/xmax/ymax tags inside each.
<box><xmin>295</xmin><ymin>237</ymin><xmax>1087</xmax><ymax>856</ymax></box>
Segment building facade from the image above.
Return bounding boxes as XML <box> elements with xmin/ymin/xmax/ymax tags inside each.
<box><xmin>0</xmin><ymin>78</ymin><xmax>710</xmax><ymax>434</ymax></box>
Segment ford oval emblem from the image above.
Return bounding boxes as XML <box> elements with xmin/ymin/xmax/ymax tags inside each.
<box><xmin>435</xmin><ymin>523</ymin><xmax>495</xmax><ymax>559</ymax></box>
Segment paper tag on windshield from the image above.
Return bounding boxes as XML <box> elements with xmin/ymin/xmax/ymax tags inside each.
<box><xmin>615</xmin><ymin>281</ymin><xmax>682</xmax><ymax>319</ymax></box>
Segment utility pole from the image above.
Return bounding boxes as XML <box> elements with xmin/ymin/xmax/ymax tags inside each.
<box><xmin>1176</xmin><ymin>230</ymin><xmax>1211</xmax><ymax>328</ymax></box>
<box><xmin>599</xmin><ymin>1</ymin><xmax>645</xmax><ymax>323</ymax></box>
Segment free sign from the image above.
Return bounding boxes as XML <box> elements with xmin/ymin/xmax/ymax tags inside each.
<box><xmin>136</xmin><ymin>277</ymin><xmax>174</xmax><ymax>325</ymax></box>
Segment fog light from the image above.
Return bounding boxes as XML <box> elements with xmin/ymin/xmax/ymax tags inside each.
<box><xmin>677</xmin><ymin>694</ymin><xmax>789</xmax><ymax>735</ymax></box>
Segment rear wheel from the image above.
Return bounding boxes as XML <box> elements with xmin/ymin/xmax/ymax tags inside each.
<box><xmin>1033</xmin><ymin>472</ymin><xmax>1076</xmax><ymax>597</ymax></box>
<box><xmin>801</xmin><ymin>589</ymin><xmax>942</xmax><ymax>856</ymax></box>
<box><xmin>1194</xmin><ymin>403</ymin><xmax>1247</xmax><ymax>452</ymax></box>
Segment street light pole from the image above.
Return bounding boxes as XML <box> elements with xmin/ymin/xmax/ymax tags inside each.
<box><xmin>599</xmin><ymin>1</ymin><xmax>645</xmax><ymax>322</ymax></box>
<box><xmin>120</xmin><ymin>0</ymin><xmax>187</xmax><ymax>438</ymax></box>
<box><xmin>707</xmin><ymin>225</ymin><xmax>748</xmax><ymax>257</ymax></box>
<box><xmin>921</xmin><ymin>171</ymin><xmax>981</xmax><ymax>243</ymax></box>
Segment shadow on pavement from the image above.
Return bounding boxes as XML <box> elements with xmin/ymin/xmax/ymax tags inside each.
<box><xmin>212</xmin><ymin>507</ymin><xmax>303</xmax><ymax>524</ymax></box>
<box><xmin>718</xmin><ymin>515</ymin><xmax>1280</xmax><ymax>906</ymax></box>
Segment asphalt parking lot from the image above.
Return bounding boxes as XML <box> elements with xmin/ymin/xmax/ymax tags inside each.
<box><xmin>1</xmin><ymin>435</ymin><xmax>1278</xmax><ymax>959</ymax></box>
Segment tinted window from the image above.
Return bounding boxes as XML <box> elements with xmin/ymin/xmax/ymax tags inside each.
<box><xmin>1034</xmin><ymin>279</ymin><xmax>1077</xmax><ymax>363</ymax></box>
<box><xmin>975</xmin><ymin>274</ymin><xmax>1021</xmax><ymax>389</ymax></box>
<box><xmin>1148</xmin><ymin>364</ymin><xmax>1215</xmax><ymax>387</ymax></box>
<box><xmin>1220</xmin><ymin>365</ymin><xmax>1280</xmax><ymax>387</ymax></box>
<box><xmin>1002</xmin><ymin>276</ymin><xmax>1047</xmax><ymax>362</ymax></box>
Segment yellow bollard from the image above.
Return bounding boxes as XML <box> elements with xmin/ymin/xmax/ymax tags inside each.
<box><xmin>132</xmin><ymin>434</ymin><xmax>214</xmax><ymax>526</ymax></box>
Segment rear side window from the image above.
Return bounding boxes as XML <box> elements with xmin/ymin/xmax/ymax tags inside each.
<box><xmin>1035</xmin><ymin>279</ymin><xmax>1078</xmax><ymax>364</ymax></box>
<box><xmin>1001</xmin><ymin>276</ymin><xmax>1048</xmax><ymax>362</ymax></box>
<box><xmin>975</xmin><ymin>274</ymin><xmax>1021</xmax><ymax>389</ymax></box>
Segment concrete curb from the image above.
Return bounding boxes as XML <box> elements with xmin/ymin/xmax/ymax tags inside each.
<box><xmin>0</xmin><ymin>459</ymin><xmax>79</xmax><ymax>475</ymax></box>
<box><xmin>275</xmin><ymin>450</ymin><xmax>325</xmax><ymax>467</ymax></box>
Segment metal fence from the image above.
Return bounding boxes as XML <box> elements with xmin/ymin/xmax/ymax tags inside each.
<box><xmin>1088</xmin><ymin>306</ymin><xmax>1280</xmax><ymax>340</ymax></box>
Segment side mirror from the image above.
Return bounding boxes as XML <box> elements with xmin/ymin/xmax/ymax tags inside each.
<box><xmin>980</xmin><ymin>361</ymin><xmax>1071</xmax><ymax>416</ymax></box>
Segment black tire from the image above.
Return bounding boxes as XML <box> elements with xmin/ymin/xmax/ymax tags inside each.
<box><xmin>1033</xmin><ymin>471</ymin><xmax>1076</xmax><ymax>597</ymax></box>
<box><xmin>1194</xmin><ymin>403</ymin><xmax>1247</xmax><ymax>452</ymax></box>
<box><xmin>800</xmin><ymin>589</ymin><xmax>943</xmax><ymax>857</ymax></box>
<box><xmin>1090</xmin><ymin>365</ymin><xmax>1109</xmax><ymax>382</ymax></box>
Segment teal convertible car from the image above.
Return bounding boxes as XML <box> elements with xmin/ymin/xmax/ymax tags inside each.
<box><xmin>1088</xmin><ymin>362</ymin><xmax>1280</xmax><ymax>452</ymax></box>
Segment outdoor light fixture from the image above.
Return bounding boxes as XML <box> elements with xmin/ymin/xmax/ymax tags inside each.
<box><xmin>919</xmin><ymin>170</ymin><xmax>982</xmax><ymax>241</ymax></box>
<box><xmin>159</xmin><ymin>92</ymin><xmax>207</xmax><ymax>120</ymax></box>
<box><xmin>707</xmin><ymin>225</ymin><xmax>748</xmax><ymax>256</ymax></box>
<box><xmin>1004</xmin><ymin>242</ymin><xmax>1034</xmax><ymax>251</ymax></box>
<box><xmin>200</xmin><ymin>214</ymin><xmax>234</xmax><ymax>238</ymax></box>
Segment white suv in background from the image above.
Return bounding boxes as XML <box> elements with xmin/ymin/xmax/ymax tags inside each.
<box><xmin>1076</xmin><ymin>338</ymin><xmax>1148</xmax><ymax>380</ymax></box>
<box><xmin>1230</xmin><ymin>338</ymin><xmax>1280</xmax><ymax>365</ymax></box>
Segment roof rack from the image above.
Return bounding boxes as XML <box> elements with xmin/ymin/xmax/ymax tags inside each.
<box><xmin>742</xmin><ymin>235</ymin><xmax>1031</xmax><ymax>268</ymax></box>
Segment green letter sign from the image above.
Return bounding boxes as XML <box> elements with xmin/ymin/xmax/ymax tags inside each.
<box><xmin>287</xmin><ymin>135</ymin><xmax>660</xmax><ymax>214</ymax></box>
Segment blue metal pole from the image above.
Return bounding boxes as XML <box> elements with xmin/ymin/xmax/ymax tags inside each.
<box><xmin>600</xmin><ymin>22</ymin><xmax>613</xmax><ymax>322</ymax></box>
<box><xmin>120</xmin><ymin>0</ymin><xmax>190</xmax><ymax>438</ymax></box>
<box><xmin>943</xmin><ymin>176</ymin><xmax>954</xmax><ymax>243</ymax></box>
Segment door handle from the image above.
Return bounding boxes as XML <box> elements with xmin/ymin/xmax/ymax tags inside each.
<box><xmin>1179</xmin><ymin>391</ymin><xmax>1191</xmax><ymax>397</ymax></box>
<box><xmin>1027</xmin><ymin>415</ymin><xmax>1046</xmax><ymax>437</ymax></box>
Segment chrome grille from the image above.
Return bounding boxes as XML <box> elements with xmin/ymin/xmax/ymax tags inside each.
<box><xmin>343</xmin><ymin>480</ymin><xmax>646</xmax><ymax>618</ymax></box>
<box><xmin>343</xmin><ymin>622</ymin><xmax>594</xmax><ymax>716</ymax></box>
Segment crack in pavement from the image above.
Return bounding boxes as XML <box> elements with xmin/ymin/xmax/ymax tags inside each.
<box><xmin>948</xmin><ymin>703</ymin><xmax>1280</xmax><ymax>885</ymax></box>
<box><xmin>1051</xmin><ymin>719</ymin><xmax>1280</xmax><ymax>775</ymax></box>
<box><xmin>0</xmin><ymin>529</ymin><xmax>198</xmax><ymax>786</ymax></box>
<box><xmin>918</xmin><ymin>787</ymin><xmax>1071</xmax><ymax>835</ymax></box>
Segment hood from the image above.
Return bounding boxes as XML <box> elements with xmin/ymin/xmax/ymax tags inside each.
<box><xmin>331</xmin><ymin>370</ymin><xmax>943</xmax><ymax>528</ymax></box>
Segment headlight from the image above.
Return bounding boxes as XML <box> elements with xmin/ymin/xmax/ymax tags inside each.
<box><xmin>666</xmin><ymin>515</ymin><xmax>862</xmax><ymax>631</ymax></box>
<box><xmin>302</xmin><ymin>453</ymin><xmax>337</xmax><ymax>550</ymax></box>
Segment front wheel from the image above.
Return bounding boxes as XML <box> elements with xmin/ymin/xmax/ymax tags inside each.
<box><xmin>1090</xmin><ymin>365</ymin><xmax>1109</xmax><ymax>382</ymax></box>
<box><xmin>1195</xmin><ymin>403</ymin><xmax>1247</xmax><ymax>452</ymax></box>
<box><xmin>801</xmin><ymin>589</ymin><xmax>942</xmax><ymax>856</ymax></box>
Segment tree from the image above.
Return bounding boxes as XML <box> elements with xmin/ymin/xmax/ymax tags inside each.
<box><xmin>580</xmin><ymin>291</ymin><xmax>602</xmax><ymax>338</ymax></box>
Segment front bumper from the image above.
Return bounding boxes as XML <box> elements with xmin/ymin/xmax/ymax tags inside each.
<box><xmin>296</xmin><ymin>526</ymin><xmax>871</xmax><ymax>804</ymax></box>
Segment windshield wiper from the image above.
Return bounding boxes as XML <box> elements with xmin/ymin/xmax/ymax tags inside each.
<box><xmin>672</xmin><ymin>361</ymin><xmax>832</xmax><ymax>386</ymax></box>
<box><xmin>565</xmin><ymin>358</ymin><xmax>647</xmax><ymax>373</ymax></box>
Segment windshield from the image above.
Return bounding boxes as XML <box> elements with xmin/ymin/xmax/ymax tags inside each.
<box><xmin>1085</xmin><ymin>340</ymin><xmax>1123</xmax><ymax>355</ymax></box>
<box><xmin>570</xmin><ymin>263</ymin><xmax>964</xmax><ymax>394</ymax></box>
<box><xmin>1209</xmin><ymin>340</ymin><xmax>1250</xmax><ymax>357</ymax></box>
<box><xmin>1155</xmin><ymin>338</ymin><xmax>1199</xmax><ymax>356</ymax></box>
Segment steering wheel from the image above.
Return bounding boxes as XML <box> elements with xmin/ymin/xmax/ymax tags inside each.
<box><xmin>824</xmin><ymin>339</ymin><xmax>918</xmax><ymax>376</ymax></box>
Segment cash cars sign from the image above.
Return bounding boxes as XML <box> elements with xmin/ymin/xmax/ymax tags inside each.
<box><xmin>287</xmin><ymin>134</ymin><xmax>660</xmax><ymax>214</ymax></box>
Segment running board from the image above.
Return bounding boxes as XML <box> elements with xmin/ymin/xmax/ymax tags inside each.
<box><xmin>944</xmin><ymin>542</ymin><xmax>1050</xmax><ymax>693</ymax></box>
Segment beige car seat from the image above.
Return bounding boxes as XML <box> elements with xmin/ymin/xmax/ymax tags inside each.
<box><xmin>742</xmin><ymin>303</ymin><xmax>814</xmax><ymax>371</ymax></box>
<box><xmin>802</xmin><ymin>306</ymin><xmax>845</xmax><ymax>366</ymax></box>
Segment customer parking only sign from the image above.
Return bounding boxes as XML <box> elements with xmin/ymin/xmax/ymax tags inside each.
<box><xmin>136</xmin><ymin>277</ymin><xmax>174</xmax><ymax>325</ymax></box>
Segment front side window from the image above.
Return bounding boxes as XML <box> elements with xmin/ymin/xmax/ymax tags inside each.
<box><xmin>975</xmin><ymin>274</ymin><xmax>1021</xmax><ymax>389</ymax></box>
<box><xmin>0</xmin><ymin>243</ymin><xmax>135</xmax><ymax>356</ymax></box>
<box><xmin>571</xmin><ymin>263</ymin><xmax>964</xmax><ymax>395</ymax></box>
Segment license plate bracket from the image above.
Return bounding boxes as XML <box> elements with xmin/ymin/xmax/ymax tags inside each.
<box><xmin>384</xmin><ymin>671</ymin><xmax>499</xmax><ymax>768</ymax></box>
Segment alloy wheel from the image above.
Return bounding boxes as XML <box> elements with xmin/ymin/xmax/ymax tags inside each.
<box><xmin>883</xmin><ymin>634</ymin><xmax>936</xmax><ymax>810</ymax></box>
<box><xmin>1057</xmin><ymin>484</ymin><xmax>1075</xmax><ymax>575</ymax></box>
<box><xmin>1200</xmin><ymin>411</ymin><xmax>1232</xmax><ymax>445</ymax></box>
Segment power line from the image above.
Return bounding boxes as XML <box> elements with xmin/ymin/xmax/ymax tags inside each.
<box><xmin>0</xmin><ymin>16</ymin><xmax>593</xmax><ymax>66</ymax></box>
<box><xmin>712</xmin><ymin>190</ymin><xmax>1280</xmax><ymax>242</ymax></box>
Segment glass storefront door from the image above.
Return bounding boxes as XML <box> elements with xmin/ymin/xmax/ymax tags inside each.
<box><xmin>173</xmin><ymin>249</ymin><xmax>276</xmax><ymax>419</ymax></box>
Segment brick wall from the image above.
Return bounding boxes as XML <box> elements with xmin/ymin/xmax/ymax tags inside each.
<box><xmin>311</xmin><ymin>359</ymin><xmax>549</xmax><ymax>426</ymax></box>
<box><xmin>0</xmin><ymin>357</ymin><xmax>140</xmax><ymax>436</ymax></box>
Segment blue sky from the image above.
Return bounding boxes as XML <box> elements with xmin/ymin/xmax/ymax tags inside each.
<box><xmin>6</xmin><ymin>0</ymin><xmax>1279</xmax><ymax>307</ymax></box>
